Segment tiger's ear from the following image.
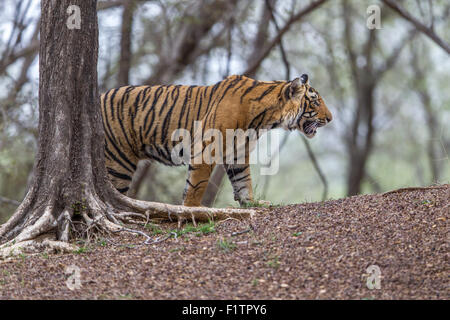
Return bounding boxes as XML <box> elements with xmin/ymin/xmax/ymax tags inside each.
<box><xmin>288</xmin><ymin>78</ymin><xmax>301</xmax><ymax>98</ymax></box>
<box><xmin>300</xmin><ymin>74</ymin><xmax>309</xmax><ymax>85</ymax></box>
<box><xmin>288</xmin><ymin>77</ymin><xmax>305</xmax><ymax>99</ymax></box>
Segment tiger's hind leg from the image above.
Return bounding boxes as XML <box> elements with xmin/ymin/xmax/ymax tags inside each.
<box><xmin>183</xmin><ymin>164</ymin><xmax>215</xmax><ymax>207</ymax></box>
<box><xmin>105</xmin><ymin>157</ymin><xmax>136</xmax><ymax>194</ymax></box>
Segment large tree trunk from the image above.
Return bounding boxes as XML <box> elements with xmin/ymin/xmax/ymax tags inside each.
<box><xmin>0</xmin><ymin>0</ymin><xmax>253</xmax><ymax>257</ymax></box>
<box><xmin>0</xmin><ymin>0</ymin><xmax>120</xmax><ymax>248</ymax></box>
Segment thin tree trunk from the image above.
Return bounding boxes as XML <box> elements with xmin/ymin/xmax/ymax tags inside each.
<box><xmin>117</xmin><ymin>0</ymin><xmax>135</xmax><ymax>86</ymax></box>
<box><xmin>346</xmin><ymin>84</ymin><xmax>375</xmax><ymax>196</ymax></box>
<box><xmin>411</xmin><ymin>45</ymin><xmax>441</xmax><ymax>183</ymax></box>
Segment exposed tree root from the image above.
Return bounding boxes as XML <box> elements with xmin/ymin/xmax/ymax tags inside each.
<box><xmin>0</xmin><ymin>233</ymin><xmax>78</xmax><ymax>259</ymax></box>
<box><xmin>115</xmin><ymin>192</ymin><xmax>255</xmax><ymax>222</ymax></box>
<box><xmin>0</xmin><ymin>187</ymin><xmax>256</xmax><ymax>259</ymax></box>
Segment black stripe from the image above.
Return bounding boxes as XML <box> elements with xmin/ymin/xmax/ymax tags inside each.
<box><xmin>131</xmin><ymin>90</ymin><xmax>143</xmax><ymax>145</ymax></box>
<box><xmin>117</xmin><ymin>93</ymin><xmax>139</xmax><ymax>159</ymax></box>
<box><xmin>240</xmin><ymin>80</ymin><xmax>259</xmax><ymax>103</ymax></box>
<box><xmin>231</xmin><ymin>173</ymin><xmax>250</xmax><ymax>183</ymax></box>
<box><xmin>248</xmin><ymin>110</ymin><xmax>267</xmax><ymax>129</ymax></box>
<box><xmin>105</xmin><ymin>144</ymin><xmax>135</xmax><ymax>173</ymax></box>
<box><xmin>195</xmin><ymin>87</ymin><xmax>205</xmax><ymax>122</ymax></box>
<box><xmin>102</xmin><ymin>110</ymin><xmax>137</xmax><ymax>171</ymax></box>
<box><xmin>140</xmin><ymin>86</ymin><xmax>154</xmax><ymax>112</ymax></box>
<box><xmin>161</xmin><ymin>85</ymin><xmax>181</xmax><ymax>142</ymax></box>
<box><xmin>102</xmin><ymin>90</ymin><xmax>120</xmax><ymax>147</ymax></box>
<box><xmin>204</xmin><ymin>81</ymin><xmax>221</xmax><ymax>118</ymax></box>
<box><xmin>117</xmin><ymin>187</ymin><xmax>129</xmax><ymax>193</ymax></box>
<box><xmin>186</xmin><ymin>179</ymin><xmax>194</xmax><ymax>188</ymax></box>
<box><xmin>178</xmin><ymin>85</ymin><xmax>195</xmax><ymax>129</ymax></box>
<box><xmin>107</xmin><ymin>168</ymin><xmax>132</xmax><ymax>181</ymax></box>
<box><xmin>215</xmin><ymin>76</ymin><xmax>240</xmax><ymax>105</ymax></box>
<box><xmin>109</xmin><ymin>87</ymin><xmax>121</xmax><ymax>121</ymax></box>
<box><xmin>251</xmin><ymin>84</ymin><xmax>277</xmax><ymax>102</ymax></box>
<box><xmin>158</xmin><ymin>86</ymin><xmax>171</xmax><ymax>116</ymax></box>
<box><xmin>232</xmin><ymin>77</ymin><xmax>248</xmax><ymax>94</ymax></box>
<box><xmin>143</xmin><ymin>86</ymin><xmax>164</xmax><ymax>136</ymax></box>
<box><xmin>227</xmin><ymin>166</ymin><xmax>248</xmax><ymax>176</ymax></box>
<box><xmin>183</xmin><ymin>85</ymin><xmax>197</xmax><ymax>130</ymax></box>
<box><xmin>191</xmin><ymin>179</ymin><xmax>209</xmax><ymax>189</ymax></box>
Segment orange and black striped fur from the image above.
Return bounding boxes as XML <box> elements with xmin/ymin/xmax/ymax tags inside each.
<box><xmin>101</xmin><ymin>74</ymin><xmax>332</xmax><ymax>206</ymax></box>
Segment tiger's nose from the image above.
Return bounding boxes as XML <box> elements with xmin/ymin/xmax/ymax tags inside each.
<box><xmin>326</xmin><ymin>114</ymin><xmax>332</xmax><ymax>123</ymax></box>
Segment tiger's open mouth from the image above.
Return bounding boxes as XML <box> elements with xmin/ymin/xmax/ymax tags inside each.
<box><xmin>302</xmin><ymin>120</ymin><xmax>318</xmax><ymax>138</ymax></box>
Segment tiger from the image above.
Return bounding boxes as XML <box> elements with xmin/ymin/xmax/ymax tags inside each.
<box><xmin>100</xmin><ymin>74</ymin><xmax>332</xmax><ymax>207</ymax></box>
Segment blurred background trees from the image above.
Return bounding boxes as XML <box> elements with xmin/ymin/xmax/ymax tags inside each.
<box><xmin>0</xmin><ymin>0</ymin><xmax>449</xmax><ymax>222</ymax></box>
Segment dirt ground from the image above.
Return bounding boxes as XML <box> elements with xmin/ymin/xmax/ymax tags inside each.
<box><xmin>0</xmin><ymin>185</ymin><xmax>448</xmax><ymax>300</ymax></box>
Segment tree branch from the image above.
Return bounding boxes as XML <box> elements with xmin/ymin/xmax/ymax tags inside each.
<box><xmin>0</xmin><ymin>196</ymin><xmax>21</xmax><ymax>207</ymax></box>
<box><xmin>375</xmin><ymin>29</ymin><xmax>417</xmax><ymax>78</ymax></box>
<box><xmin>381</xmin><ymin>0</ymin><xmax>450</xmax><ymax>54</ymax></box>
<box><xmin>244</xmin><ymin>0</ymin><xmax>329</xmax><ymax>76</ymax></box>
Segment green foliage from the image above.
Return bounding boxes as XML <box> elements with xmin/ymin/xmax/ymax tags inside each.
<box><xmin>266</xmin><ymin>255</ymin><xmax>280</xmax><ymax>269</ymax></box>
<box><xmin>145</xmin><ymin>224</ymin><xmax>164</xmax><ymax>235</ymax></box>
<box><xmin>169</xmin><ymin>221</ymin><xmax>216</xmax><ymax>238</ymax></box>
<box><xmin>217</xmin><ymin>238</ymin><xmax>236</xmax><ymax>252</ymax></box>
<box><xmin>74</xmin><ymin>246</ymin><xmax>89</xmax><ymax>254</ymax></box>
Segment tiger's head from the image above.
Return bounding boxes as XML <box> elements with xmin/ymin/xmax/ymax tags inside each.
<box><xmin>281</xmin><ymin>74</ymin><xmax>332</xmax><ymax>138</ymax></box>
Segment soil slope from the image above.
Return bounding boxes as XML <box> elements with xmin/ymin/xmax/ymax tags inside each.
<box><xmin>0</xmin><ymin>185</ymin><xmax>448</xmax><ymax>299</ymax></box>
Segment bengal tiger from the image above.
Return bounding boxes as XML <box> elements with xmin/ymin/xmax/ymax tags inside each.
<box><xmin>100</xmin><ymin>74</ymin><xmax>332</xmax><ymax>207</ymax></box>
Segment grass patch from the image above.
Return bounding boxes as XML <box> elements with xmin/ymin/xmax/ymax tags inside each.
<box><xmin>169</xmin><ymin>221</ymin><xmax>216</xmax><ymax>238</ymax></box>
<box><xmin>145</xmin><ymin>224</ymin><xmax>164</xmax><ymax>235</ymax></box>
<box><xmin>98</xmin><ymin>239</ymin><xmax>107</xmax><ymax>247</ymax></box>
<box><xmin>74</xmin><ymin>246</ymin><xmax>89</xmax><ymax>254</ymax></box>
<box><xmin>240</xmin><ymin>200</ymin><xmax>271</xmax><ymax>208</ymax></box>
<box><xmin>266</xmin><ymin>255</ymin><xmax>280</xmax><ymax>269</ymax></box>
<box><xmin>217</xmin><ymin>238</ymin><xmax>236</xmax><ymax>252</ymax></box>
